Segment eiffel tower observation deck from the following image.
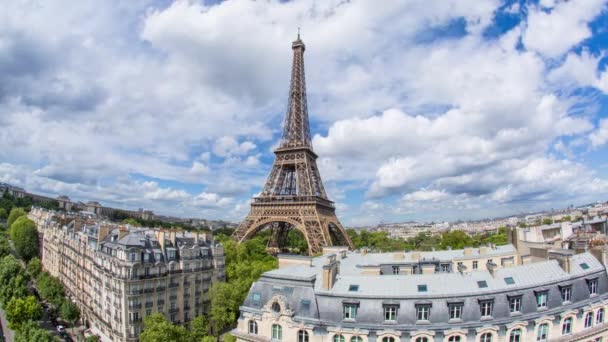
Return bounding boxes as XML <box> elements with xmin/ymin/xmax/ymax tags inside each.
<box><xmin>232</xmin><ymin>34</ymin><xmax>354</xmax><ymax>255</ymax></box>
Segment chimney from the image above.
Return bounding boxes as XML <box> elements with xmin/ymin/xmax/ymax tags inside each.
<box><xmin>278</xmin><ymin>254</ymin><xmax>313</xmax><ymax>268</ymax></box>
<box><xmin>322</xmin><ymin>254</ymin><xmax>339</xmax><ymax>290</ymax></box>
<box><xmin>486</xmin><ymin>260</ymin><xmax>498</xmax><ymax>276</ymax></box>
<box><xmin>411</xmin><ymin>252</ymin><xmax>420</xmax><ymax>261</ymax></box>
<box><xmin>118</xmin><ymin>227</ymin><xmax>129</xmax><ymax>240</ymax></box>
<box><xmin>339</xmin><ymin>249</ymin><xmax>347</xmax><ymax>259</ymax></box>
<box><xmin>463</xmin><ymin>248</ymin><xmax>473</xmax><ymax>256</ymax></box>
<box><xmin>479</xmin><ymin>246</ymin><xmax>488</xmax><ymax>255</ymax></box>
<box><xmin>97</xmin><ymin>225</ymin><xmax>112</xmax><ymax>242</ymax></box>
<box><xmin>393</xmin><ymin>252</ymin><xmax>405</xmax><ymax>260</ymax></box>
<box><xmin>156</xmin><ymin>230</ymin><xmax>166</xmax><ymax>250</ymax></box>
<box><xmin>361</xmin><ymin>248</ymin><xmax>368</xmax><ymax>256</ymax></box>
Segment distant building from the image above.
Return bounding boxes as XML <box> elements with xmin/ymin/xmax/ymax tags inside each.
<box><xmin>29</xmin><ymin>207</ymin><xmax>226</xmax><ymax>342</ymax></box>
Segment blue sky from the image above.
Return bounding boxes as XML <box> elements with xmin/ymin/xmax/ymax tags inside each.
<box><xmin>1</xmin><ymin>0</ymin><xmax>608</xmax><ymax>225</ymax></box>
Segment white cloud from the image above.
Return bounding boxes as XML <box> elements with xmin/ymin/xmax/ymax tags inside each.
<box><xmin>591</xmin><ymin>119</ymin><xmax>608</xmax><ymax>147</ymax></box>
<box><xmin>522</xmin><ymin>0</ymin><xmax>607</xmax><ymax>57</ymax></box>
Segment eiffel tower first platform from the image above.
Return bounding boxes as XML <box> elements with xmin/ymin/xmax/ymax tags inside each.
<box><xmin>232</xmin><ymin>34</ymin><xmax>354</xmax><ymax>255</ymax></box>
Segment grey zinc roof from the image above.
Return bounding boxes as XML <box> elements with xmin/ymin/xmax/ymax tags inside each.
<box><xmin>268</xmin><ymin>247</ymin><xmax>605</xmax><ymax>298</ymax></box>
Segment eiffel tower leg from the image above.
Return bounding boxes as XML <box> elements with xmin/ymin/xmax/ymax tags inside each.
<box><xmin>267</xmin><ymin>222</ymin><xmax>291</xmax><ymax>252</ymax></box>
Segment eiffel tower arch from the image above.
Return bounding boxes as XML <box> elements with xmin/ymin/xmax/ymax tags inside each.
<box><xmin>232</xmin><ymin>34</ymin><xmax>354</xmax><ymax>255</ymax></box>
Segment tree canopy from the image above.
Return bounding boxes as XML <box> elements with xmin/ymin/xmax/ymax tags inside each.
<box><xmin>14</xmin><ymin>320</ymin><xmax>57</xmax><ymax>342</ymax></box>
<box><xmin>10</xmin><ymin>215</ymin><xmax>40</xmax><ymax>261</ymax></box>
<box><xmin>6</xmin><ymin>295</ymin><xmax>43</xmax><ymax>329</ymax></box>
<box><xmin>7</xmin><ymin>207</ymin><xmax>27</xmax><ymax>228</ymax></box>
<box><xmin>139</xmin><ymin>313</ymin><xmax>190</xmax><ymax>342</ymax></box>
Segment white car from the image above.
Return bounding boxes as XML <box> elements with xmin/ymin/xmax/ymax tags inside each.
<box><xmin>56</xmin><ymin>325</ymin><xmax>65</xmax><ymax>333</ymax></box>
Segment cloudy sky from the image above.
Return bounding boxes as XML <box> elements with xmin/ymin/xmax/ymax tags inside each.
<box><xmin>2</xmin><ymin>0</ymin><xmax>608</xmax><ymax>225</ymax></box>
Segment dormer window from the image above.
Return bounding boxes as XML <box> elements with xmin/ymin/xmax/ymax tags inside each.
<box><xmin>129</xmin><ymin>252</ymin><xmax>137</xmax><ymax>262</ymax></box>
<box><xmin>272</xmin><ymin>302</ymin><xmax>281</xmax><ymax>313</ymax></box>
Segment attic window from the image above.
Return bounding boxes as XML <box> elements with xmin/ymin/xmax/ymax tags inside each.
<box><xmin>252</xmin><ymin>293</ymin><xmax>261</xmax><ymax>303</ymax></box>
<box><xmin>477</xmin><ymin>281</ymin><xmax>488</xmax><ymax>288</ymax></box>
<box><xmin>300</xmin><ymin>299</ymin><xmax>311</xmax><ymax>311</ymax></box>
<box><xmin>271</xmin><ymin>302</ymin><xmax>281</xmax><ymax>313</ymax></box>
<box><xmin>504</xmin><ymin>277</ymin><xmax>515</xmax><ymax>285</ymax></box>
<box><xmin>418</xmin><ymin>284</ymin><xmax>428</xmax><ymax>292</ymax></box>
<box><xmin>580</xmin><ymin>263</ymin><xmax>590</xmax><ymax>270</ymax></box>
<box><xmin>349</xmin><ymin>285</ymin><xmax>359</xmax><ymax>292</ymax></box>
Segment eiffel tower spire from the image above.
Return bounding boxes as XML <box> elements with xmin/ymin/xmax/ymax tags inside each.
<box><xmin>231</xmin><ymin>35</ymin><xmax>354</xmax><ymax>255</ymax></box>
<box><xmin>280</xmin><ymin>32</ymin><xmax>311</xmax><ymax>149</ymax></box>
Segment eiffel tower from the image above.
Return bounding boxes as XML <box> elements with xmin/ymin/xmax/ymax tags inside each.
<box><xmin>232</xmin><ymin>34</ymin><xmax>354</xmax><ymax>255</ymax></box>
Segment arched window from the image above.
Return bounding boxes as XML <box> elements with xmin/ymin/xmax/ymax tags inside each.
<box><xmin>480</xmin><ymin>333</ymin><xmax>492</xmax><ymax>342</ymax></box>
<box><xmin>272</xmin><ymin>302</ymin><xmax>281</xmax><ymax>313</ymax></box>
<box><xmin>415</xmin><ymin>337</ymin><xmax>427</xmax><ymax>342</ymax></box>
<box><xmin>585</xmin><ymin>311</ymin><xmax>594</xmax><ymax>328</ymax></box>
<box><xmin>598</xmin><ymin>308</ymin><xmax>605</xmax><ymax>324</ymax></box>
<box><xmin>297</xmin><ymin>330</ymin><xmax>309</xmax><ymax>342</ymax></box>
<box><xmin>333</xmin><ymin>335</ymin><xmax>345</xmax><ymax>342</ymax></box>
<box><xmin>509</xmin><ymin>328</ymin><xmax>521</xmax><ymax>342</ymax></box>
<box><xmin>350</xmin><ymin>337</ymin><xmax>363</xmax><ymax>342</ymax></box>
<box><xmin>383</xmin><ymin>337</ymin><xmax>396</xmax><ymax>342</ymax></box>
<box><xmin>562</xmin><ymin>317</ymin><xmax>573</xmax><ymax>335</ymax></box>
<box><xmin>537</xmin><ymin>323</ymin><xmax>549</xmax><ymax>341</ymax></box>
<box><xmin>448</xmin><ymin>336</ymin><xmax>462</xmax><ymax>342</ymax></box>
<box><xmin>271</xmin><ymin>324</ymin><xmax>282</xmax><ymax>340</ymax></box>
<box><xmin>248</xmin><ymin>320</ymin><xmax>257</xmax><ymax>334</ymax></box>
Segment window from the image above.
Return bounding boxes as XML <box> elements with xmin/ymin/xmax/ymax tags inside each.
<box><xmin>509</xmin><ymin>296</ymin><xmax>521</xmax><ymax>313</ymax></box>
<box><xmin>449</xmin><ymin>303</ymin><xmax>463</xmax><ymax>320</ymax></box>
<box><xmin>441</xmin><ymin>264</ymin><xmax>450</xmax><ymax>272</ymax></box>
<box><xmin>504</xmin><ymin>277</ymin><xmax>515</xmax><ymax>285</ymax></box>
<box><xmin>343</xmin><ymin>304</ymin><xmax>358</xmax><ymax>319</ymax></box>
<box><xmin>384</xmin><ymin>305</ymin><xmax>398</xmax><ymax>321</ymax></box>
<box><xmin>418</xmin><ymin>284</ymin><xmax>428</xmax><ymax>292</ymax></box>
<box><xmin>248</xmin><ymin>321</ymin><xmax>257</xmax><ymax>335</ymax></box>
<box><xmin>561</xmin><ymin>286</ymin><xmax>572</xmax><ymax>303</ymax></box>
<box><xmin>473</xmin><ymin>260</ymin><xmax>478</xmax><ymax>269</ymax></box>
<box><xmin>272</xmin><ymin>302</ymin><xmax>281</xmax><ymax>312</ymax></box>
<box><xmin>585</xmin><ymin>311</ymin><xmax>594</xmax><ymax>328</ymax></box>
<box><xmin>480</xmin><ymin>301</ymin><xmax>493</xmax><ymax>317</ymax></box>
<box><xmin>580</xmin><ymin>262</ymin><xmax>590</xmax><ymax>270</ymax></box>
<box><xmin>252</xmin><ymin>293</ymin><xmax>261</xmax><ymax>303</ymax></box>
<box><xmin>298</xmin><ymin>330</ymin><xmax>309</xmax><ymax>342</ymax></box>
<box><xmin>536</xmin><ymin>291</ymin><xmax>548</xmax><ymax>309</ymax></box>
<box><xmin>477</xmin><ymin>281</ymin><xmax>488</xmax><ymax>288</ymax></box>
<box><xmin>562</xmin><ymin>317</ymin><xmax>572</xmax><ymax>335</ymax></box>
<box><xmin>537</xmin><ymin>323</ymin><xmax>549</xmax><ymax>341</ymax></box>
<box><xmin>416</xmin><ymin>305</ymin><xmax>430</xmax><ymax>321</ymax></box>
<box><xmin>300</xmin><ymin>299</ymin><xmax>310</xmax><ymax>311</ymax></box>
<box><xmin>509</xmin><ymin>329</ymin><xmax>521</xmax><ymax>342</ymax></box>
<box><xmin>350</xmin><ymin>337</ymin><xmax>363</xmax><ymax>342</ymax></box>
<box><xmin>588</xmin><ymin>279</ymin><xmax>598</xmax><ymax>295</ymax></box>
<box><xmin>392</xmin><ymin>266</ymin><xmax>400</xmax><ymax>274</ymax></box>
<box><xmin>333</xmin><ymin>335</ymin><xmax>345</xmax><ymax>342</ymax></box>
<box><xmin>597</xmin><ymin>308</ymin><xmax>604</xmax><ymax>324</ymax></box>
<box><xmin>480</xmin><ymin>333</ymin><xmax>492</xmax><ymax>342</ymax></box>
<box><xmin>349</xmin><ymin>285</ymin><xmax>359</xmax><ymax>292</ymax></box>
<box><xmin>271</xmin><ymin>324</ymin><xmax>282</xmax><ymax>340</ymax></box>
<box><xmin>382</xmin><ymin>338</ymin><xmax>395</xmax><ymax>342</ymax></box>
<box><xmin>415</xmin><ymin>338</ymin><xmax>428</xmax><ymax>342</ymax></box>
<box><xmin>448</xmin><ymin>337</ymin><xmax>461</xmax><ymax>342</ymax></box>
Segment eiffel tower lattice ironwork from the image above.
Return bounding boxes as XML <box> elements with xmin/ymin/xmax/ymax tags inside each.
<box><xmin>231</xmin><ymin>34</ymin><xmax>354</xmax><ymax>255</ymax></box>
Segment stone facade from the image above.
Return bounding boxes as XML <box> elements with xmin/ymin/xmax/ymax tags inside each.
<box><xmin>234</xmin><ymin>245</ymin><xmax>608</xmax><ymax>342</ymax></box>
<box><xmin>29</xmin><ymin>207</ymin><xmax>225</xmax><ymax>342</ymax></box>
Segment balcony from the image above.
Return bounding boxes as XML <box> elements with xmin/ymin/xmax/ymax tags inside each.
<box><xmin>195</xmin><ymin>279</ymin><xmax>202</xmax><ymax>285</ymax></box>
<box><xmin>168</xmin><ymin>283</ymin><xmax>179</xmax><ymax>288</ymax></box>
<box><xmin>145</xmin><ymin>302</ymin><xmax>153</xmax><ymax>308</ymax></box>
<box><xmin>183</xmin><ymin>281</ymin><xmax>191</xmax><ymax>286</ymax></box>
<box><xmin>128</xmin><ymin>303</ymin><xmax>142</xmax><ymax>310</ymax></box>
<box><xmin>156</xmin><ymin>286</ymin><xmax>166</xmax><ymax>292</ymax></box>
<box><xmin>184</xmin><ymin>293</ymin><xmax>191</xmax><ymax>299</ymax></box>
<box><xmin>143</xmin><ymin>288</ymin><xmax>154</xmax><ymax>294</ymax></box>
<box><xmin>128</xmin><ymin>289</ymin><xmax>143</xmax><ymax>296</ymax></box>
<box><xmin>168</xmin><ymin>307</ymin><xmax>179</xmax><ymax>313</ymax></box>
<box><xmin>157</xmin><ymin>300</ymin><xmax>165</xmax><ymax>306</ymax></box>
<box><xmin>129</xmin><ymin>317</ymin><xmax>143</xmax><ymax>324</ymax></box>
<box><xmin>169</xmin><ymin>295</ymin><xmax>177</xmax><ymax>300</ymax></box>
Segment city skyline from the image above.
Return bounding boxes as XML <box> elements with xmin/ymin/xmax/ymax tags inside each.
<box><xmin>2</xmin><ymin>0</ymin><xmax>608</xmax><ymax>225</ymax></box>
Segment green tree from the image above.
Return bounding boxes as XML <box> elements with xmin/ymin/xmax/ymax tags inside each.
<box><xmin>7</xmin><ymin>207</ymin><xmax>26</xmax><ymax>228</ymax></box>
<box><xmin>85</xmin><ymin>336</ymin><xmax>100</xmax><ymax>342</ymax></box>
<box><xmin>26</xmin><ymin>257</ymin><xmax>42</xmax><ymax>279</ymax></box>
<box><xmin>0</xmin><ymin>208</ymin><xmax>7</xmax><ymax>220</ymax></box>
<box><xmin>542</xmin><ymin>218</ymin><xmax>553</xmax><ymax>225</ymax></box>
<box><xmin>440</xmin><ymin>230</ymin><xmax>473</xmax><ymax>250</ymax></box>
<box><xmin>201</xmin><ymin>336</ymin><xmax>217</xmax><ymax>342</ymax></box>
<box><xmin>190</xmin><ymin>314</ymin><xmax>210</xmax><ymax>341</ymax></box>
<box><xmin>6</xmin><ymin>295</ymin><xmax>43</xmax><ymax>329</ymax></box>
<box><xmin>0</xmin><ymin>237</ymin><xmax>11</xmax><ymax>258</ymax></box>
<box><xmin>122</xmin><ymin>218</ymin><xmax>141</xmax><ymax>226</ymax></box>
<box><xmin>0</xmin><ymin>255</ymin><xmax>24</xmax><ymax>287</ymax></box>
<box><xmin>10</xmin><ymin>216</ymin><xmax>39</xmax><ymax>261</ymax></box>
<box><xmin>209</xmin><ymin>282</ymin><xmax>239</xmax><ymax>334</ymax></box>
<box><xmin>37</xmin><ymin>272</ymin><xmax>66</xmax><ymax>307</ymax></box>
<box><xmin>0</xmin><ymin>274</ymin><xmax>29</xmax><ymax>306</ymax></box>
<box><xmin>59</xmin><ymin>299</ymin><xmax>80</xmax><ymax>332</ymax></box>
<box><xmin>139</xmin><ymin>313</ymin><xmax>189</xmax><ymax>342</ymax></box>
<box><xmin>14</xmin><ymin>320</ymin><xmax>57</xmax><ymax>342</ymax></box>
<box><xmin>223</xmin><ymin>334</ymin><xmax>237</xmax><ymax>342</ymax></box>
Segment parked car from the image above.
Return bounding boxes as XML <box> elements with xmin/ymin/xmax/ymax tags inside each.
<box><xmin>56</xmin><ymin>325</ymin><xmax>65</xmax><ymax>333</ymax></box>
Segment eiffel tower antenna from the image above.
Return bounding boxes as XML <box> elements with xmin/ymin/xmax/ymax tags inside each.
<box><xmin>231</xmin><ymin>35</ymin><xmax>354</xmax><ymax>255</ymax></box>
